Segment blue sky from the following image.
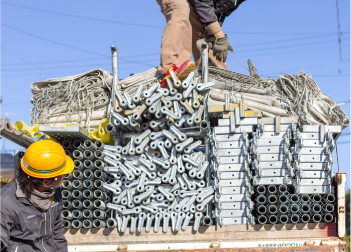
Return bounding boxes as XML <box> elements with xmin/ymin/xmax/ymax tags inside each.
<box><xmin>1</xmin><ymin>1</ymin><xmax>350</xmax><ymax>188</ymax></box>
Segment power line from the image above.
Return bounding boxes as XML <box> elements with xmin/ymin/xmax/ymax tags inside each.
<box><xmin>335</xmin><ymin>0</ymin><xmax>343</xmax><ymax>61</ymax></box>
<box><xmin>2</xmin><ymin>1</ymin><xmax>343</xmax><ymax>36</ymax></box>
<box><xmin>2</xmin><ymin>23</ymin><xmax>156</xmax><ymax>67</ymax></box>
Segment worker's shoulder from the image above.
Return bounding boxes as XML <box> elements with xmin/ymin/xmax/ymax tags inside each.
<box><xmin>0</xmin><ymin>180</ymin><xmax>17</xmax><ymax>209</ymax></box>
<box><xmin>0</xmin><ymin>180</ymin><xmax>16</xmax><ymax>198</ymax></box>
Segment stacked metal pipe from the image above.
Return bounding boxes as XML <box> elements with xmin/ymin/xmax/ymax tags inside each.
<box><xmin>104</xmin><ymin>69</ymin><xmax>214</xmax><ymax>232</ymax></box>
<box><xmin>211</xmin><ymin>98</ymin><xmax>257</xmax><ymax>225</ymax></box>
<box><xmin>251</xmin><ymin>117</ymin><xmax>297</xmax><ymax>186</ymax></box>
<box><xmin>254</xmin><ymin>185</ymin><xmax>336</xmax><ymax>224</ymax></box>
<box><xmin>61</xmin><ymin>140</ymin><xmax>111</xmax><ymax>229</ymax></box>
<box><xmin>292</xmin><ymin>125</ymin><xmax>340</xmax><ymax>194</ymax></box>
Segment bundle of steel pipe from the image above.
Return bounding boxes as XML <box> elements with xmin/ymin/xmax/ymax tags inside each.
<box><xmin>62</xmin><ymin>140</ymin><xmax>111</xmax><ymax>228</ymax></box>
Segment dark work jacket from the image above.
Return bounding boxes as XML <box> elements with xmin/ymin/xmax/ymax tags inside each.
<box><xmin>189</xmin><ymin>0</ymin><xmax>246</xmax><ymax>26</ymax></box>
<box><xmin>0</xmin><ymin>180</ymin><xmax>67</xmax><ymax>252</ymax></box>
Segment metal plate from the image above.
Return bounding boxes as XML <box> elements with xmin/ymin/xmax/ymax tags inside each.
<box><xmin>218</xmin><ymin>186</ymin><xmax>250</xmax><ymax>195</ymax></box>
<box><xmin>256</xmin><ymin>124</ymin><xmax>292</xmax><ymax>132</ymax></box>
<box><xmin>258</xmin><ymin>116</ymin><xmax>298</xmax><ymax>125</ymax></box>
<box><xmin>217</xmin><ymin>156</ymin><xmax>249</xmax><ymax>164</ymax></box>
<box><xmin>293</xmin><ymin>178</ymin><xmax>331</xmax><ymax>186</ymax></box>
<box><xmin>216</xmin><ymin>148</ymin><xmax>247</xmax><ymax>156</ymax></box>
<box><xmin>255</xmin><ymin>169</ymin><xmax>292</xmax><ymax>177</ymax></box>
<box><xmin>296</xmin><ymin>170</ymin><xmax>333</xmax><ymax>179</ymax></box>
<box><xmin>253</xmin><ymin>176</ymin><xmax>293</xmax><ymax>185</ymax></box>
<box><xmin>214</xmin><ymin>126</ymin><xmax>254</xmax><ymax>134</ymax></box>
<box><xmin>295</xmin><ymin>154</ymin><xmax>331</xmax><ymax>163</ymax></box>
<box><xmin>252</xmin><ymin>160</ymin><xmax>291</xmax><ymax>169</ymax></box>
<box><xmin>291</xmin><ymin>147</ymin><xmax>328</xmax><ymax>155</ymax></box>
<box><xmin>252</xmin><ymin>138</ymin><xmax>289</xmax><ymax>146</ymax></box>
<box><xmin>294</xmin><ymin>162</ymin><xmax>331</xmax><ymax>170</ymax></box>
<box><xmin>294</xmin><ymin>185</ymin><xmax>335</xmax><ymax>194</ymax></box>
<box><xmin>250</xmin><ymin>145</ymin><xmax>288</xmax><ymax>154</ymax></box>
<box><xmin>218</xmin><ymin>201</ymin><xmax>250</xmax><ymax>210</ymax></box>
<box><xmin>0</xmin><ymin>118</ymin><xmax>35</xmax><ymax>148</ymax></box>
<box><xmin>216</xmin><ymin>194</ymin><xmax>250</xmax><ymax>202</ymax></box>
<box><xmin>293</xmin><ymin>132</ymin><xmax>320</xmax><ymax>140</ymax></box>
<box><xmin>215</xmin><ymin>209</ymin><xmax>249</xmax><ymax>218</ymax></box>
<box><xmin>217</xmin><ymin>163</ymin><xmax>248</xmax><ymax>172</ymax></box>
<box><xmin>218</xmin><ymin>172</ymin><xmax>248</xmax><ymax>180</ymax></box>
<box><xmin>255</xmin><ymin>153</ymin><xmax>291</xmax><ymax>162</ymax></box>
<box><xmin>302</xmin><ymin>125</ymin><xmax>341</xmax><ymax>133</ymax></box>
<box><xmin>295</xmin><ymin>139</ymin><xmax>334</xmax><ymax>148</ymax></box>
<box><xmin>214</xmin><ymin>133</ymin><xmax>247</xmax><ymax>142</ymax></box>
<box><xmin>253</xmin><ymin>131</ymin><xmax>290</xmax><ymax>139</ymax></box>
<box><xmin>216</xmin><ymin>179</ymin><xmax>249</xmax><ymax>187</ymax></box>
<box><xmin>217</xmin><ymin>141</ymin><xmax>247</xmax><ymax>149</ymax></box>
<box><xmin>219</xmin><ymin>217</ymin><xmax>251</xmax><ymax>225</ymax></box>
<box><xmin>218</xmin><ymin>118</ymin><xmax>258</xmax><ymax>126</ymax></box>
<box><xmin>39</xmin><ymin>124</ymin><xmax>91</xmax><ymax>142</ymax></box>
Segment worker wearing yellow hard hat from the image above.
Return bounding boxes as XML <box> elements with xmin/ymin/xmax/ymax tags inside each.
<box><xmin>0</xmin><ymin>140</ymin><xmax>74</xmax><ymax>252</ymax></box>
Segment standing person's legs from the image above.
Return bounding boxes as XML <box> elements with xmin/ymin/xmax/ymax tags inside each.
<box><xmin>188</xmin><ymin>3</ymin><xmax>227</xmax><ymax>69</ymax></box>
<box><xmin>156</xmin><ymin>0</ymin><xmax>192</xmax><ymax>74</ymax></box>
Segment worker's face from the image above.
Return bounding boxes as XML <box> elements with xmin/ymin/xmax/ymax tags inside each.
<box><xmin>52</xmin><ymin>174</ymin><xmax>66</xmax><ymax>188</ymax></box>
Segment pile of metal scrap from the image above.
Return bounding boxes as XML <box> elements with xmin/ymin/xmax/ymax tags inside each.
<box><xmin>30</xmin><ymin>68</ymin><xmax>113</xmax><ymax>131</ymax></box>
<box><xmin>205</xmin><ymin>67</ymin><xmax>349</xmax><ymax>130</ymax></box>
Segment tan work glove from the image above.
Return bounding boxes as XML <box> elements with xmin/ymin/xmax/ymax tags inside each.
<box><xmin>210</xmin><ymin>35</ymin><xmax>233</xmax><ymax>63</ymax></box>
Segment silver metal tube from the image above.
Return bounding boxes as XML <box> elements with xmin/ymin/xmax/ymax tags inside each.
<box><xmin>83</xmin><ymin>179</ymin><xmax>94</xmax><ymax>189</ymax></box>
<box><xmin>73</xmin><ymin>140</ymin><xmax>85</xmax><ymax>152</ymax></box>
<box><xmin>72</xmin><ymin>190</ymin><xmax>83</xmax><ymax>200</ymax></box>
<box><xmin>268</xmin><ymin>215</ymin><xmax>278</xmax><ymax>224</ymax></box>
<box><xmin>83</xmin><ymin>199</ymin><xmax>93</xmax><ymax>210</ymax></box>
<box><xmin>278</xmin><ymin>184</ymin><xmax>288</xmax><ymax>194</ymax></box>
<box><xmin>83</xmin><ymin>160</ymin><xmax>93</xmax><ymax>170</ymax></box>
<box><xmin>154</xmin><ymin>213</ymin><xmax>162</xmax><ymax>233</ymax></box>
<box><xmin>301</xmin><ymin>194</ymin><xmax>310</xmax><ymax>203</ymax></box>
<box><xmin>63</xmin><ymin>220</ymin><xmax>72</xmax><ymax>228</ymax></box>
<box><xmin>325</xmin><ymin>204</ymin><xmax>334</xmax><ymax>213</ymax></box>
<box><xmin>72</xmin><ymin>220</ymin><xmax>82</xmax><ymax>229</ymax></box>
<box><xmin>72</xmin><ymin>180</ymin><xmax>83</xmax><ymax>190</ymax></box>
<box><xmin>62</xmin><ymin>180</ymin><xmax>72</xmax><ymax>190</ymax></box>
<box><xmin>193</xmin><ymin>212</ymin><xmax>203</xmax><ymax>232</ymax></box>
<box><xmin>107</xmin><ymin>218</ymin><xmax>118</xmax><ymax>228</ymax></box>
<box><xmin>133</xmin><ymin>84</ymin><xmax>144</xmax><ymax>104</ymax></box>
<box><xmin>95</xmin><ymin>140</ymin><xmax>104</xmax><ymax>150</ymax></box>
<box><xmin>83</xmin><ymin>190</ymin><xmax>94</xmax><ymax>200</ymax></box>
<box><xmin>62</xmin><ymin>210</ymin><xmax>73</xmax><ymax>220</ymax></box>
<box><xmin>94</xmin><ymin>170</ymin><xmax>106</xmax><ymax>180</ymax></box>
<box><xmin>312</xmin><ymin>204</ymin><xmax>322</xmax><ymax>213</ymax></box>
<box><xmin>290</xmin><ymin>204</ymin><xmax>299</xmax><ymax>214</ymax></box>
<box><xmin>72</xmin><ymin>210</ymin><xmax>83</xmax><ymax>219</ymax></box>
<box><xmin>280</xmin><ymin>215</ymin><xmax>288</xmax><ymax>223</ymax></box>
<box><xmin>290</xmin><ymin>194</ymin><xmax>299</xmax><ymax>204</ymax></box>
<box><xmin>312</xmin><ymin>194</ymin><xmax>322</xmax><ymax>203</ymax></box>
<box><xmin>93</xmin><ymin>219</ymin><xmax>106</xmax><ymax>228</ymax></box>
<box><xmin>267</xmin><ymin>185</ymin><xmax>277</xmax><ymax>194</ymax></box>
<box><xmin>258</xmin><ymin>215</ymin><xmax>267</xmax><ymax>224</ymax></box>
<box><xmin>256</xmin><ymin>185</ymin><xmax>266</xmax><ymax>194</ymax></box>
<box><xmin>73</xmin><ymin>150</ymin><xmax>84</xmax><ymax>161</ymax></box>
<box><xmin>63</xmin><ymin>200</ymin><xmax>72</xmax><ymax>209</ymax></box>
<box><xmin>73</xmin><ymin>160</ymin><xmax>83</xmax><ymax>170</ymax></box>
<box><xmin>313</xmin><ymin>214</ymin><xmax>322</xmax><ymax>223</ymax></box>
<box><xmin>145</xmin><ymin>213</ymin><xmax>155</xmax><ymax>233</ymax></box>
<box><xmin>301</xmin><ymin>204</ymin><xmax>310</xmax><ymax>214</ymax></box>
<box><xmin>94</xmin><ymin>199</ymin><xmax>107</xmax><ymax>210</ymax></box>
<box><xmin>301</xmin><ymin>214</ymin><xmax>310</xmax><ymax>223</ymax></box>
<box><xmin>106</xmin><ymin>123</ymin><xmax>118</xmax><ymax>135</ymax></box>
<box><xmin>62</xmin><ymin>190</ymin><xmax>72</xmax><ymax>199</ymax></box>
<box><xmin>257</xmin><ymin>205</ymin><xmax>266</xmax><ymax>215</ymax></box>
<box><xmin>82</xmin><ymin>219</ymin><xmax>92</xmax><ymax>229</ymax></box>
<box><xmin>325</xmin><ymin>194</ymin><xmax>335</xmax><ymax>203</ymax></box>
<box><xmin>93</xmin><ymin>209</ymin><xmax>106</xmax><ymax>220</ymax></box>
<box><xmin>256</xmin><ymin>195</ymin><xmax>266</xmax><ymax>205</ymax></box>
<box><xmin>130</xmin><ymin>214</ymin><xmax>138</xmax><ymax>234</ymax></box>
<box><xmin>72</xmin><ymin>200</ymin><xmax>83</xmax><ymax>209</ymax></box>
<box><xmin>82</xmin><ymin>209</ymin><xmax>93</xmax><ymax>219</ymax></box>
<box><xmin>279</xmin><ymin>205</ymin><xmax>289</xmax><ymax>215</ymax></box>
<box><xmin>94</xmin><ymin>189</ymin><xmax>108</xmax><ymax>200</ymax></box>
<box><xmin>62</xmin><ymin>140</ymin><xmax>71</xmax><ymax>149</ymax></box>
<box><xmin>268</xmin><ymin>205</ymin><xmax>277</xmax><ymax>215</ymax></box>
<box><xmin>84</xmin><ymin>150</ymin><xmax>95</xmax><ymax>161</ymax></box>
<box><xmin>137</xmin><ymin>213</ymin><xmax>147</xmax><ymax>232</ymax></box>
<box><xmin>84</xmin><ymin>140</ymin><xmax>97</xmax><ymax>151</ymax></box>
<box><xmin>290</xmin><ymin>214</ymin><xmax>300</xmax><ymax>223</ymax></box>
<box><xmin>94</xmin><ymin>179</ymin><xmax>104</xmax><ymax>189</ymax></box>
<box><xmin>83</xmin><ymin>169</ymin><xmax>94</xmax><ymax>179</ymax></box>
<box><xmin>94</xmin><ymin>159</ymin><xmax>105</xmax><ymax>170</ymax></box>
<box><xmin>111</xmin><ymin>46</ymin><xmax>127</xmax><ymax>109</ymax></box>
<box><xmin>73</xmin><ymin>170</ymin><xmax>83</xmax><ymax>180</ymax></box>
<box><xmin>279</xmin><ymin>194</ymin><xmax>289</xmax><ymax>205</ymax></box>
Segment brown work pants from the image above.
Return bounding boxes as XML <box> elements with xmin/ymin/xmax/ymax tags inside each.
<box><xmin>156</xmin><ymin>0</ymin><xmax>227</xmax><ymax>74</ymax></box>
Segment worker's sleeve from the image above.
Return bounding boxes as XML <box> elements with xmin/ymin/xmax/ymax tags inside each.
<box><xmin>189</xmin><ymin>0</ymin><xmax>222</xmax><ymax>35</ymax></box>
<box><xmin>52</xmin><ymin>206</ymin><xmax>68</xmax><ymax>252</ymax></box>
<box><xmin>0</xmin><ymin>205</ymin><xmax>13</xmax><ymax>252</ymax></box>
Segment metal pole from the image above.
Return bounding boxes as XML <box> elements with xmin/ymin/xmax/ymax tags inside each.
<box><xmin>201</xmin><ymin>43</ymin><xmax>208</xmax><ymax>83</ymax></box>
<box><xmin>110</xmin><ymin>46</ymin><xmax>119</xmax><ymax>118</ymax></box>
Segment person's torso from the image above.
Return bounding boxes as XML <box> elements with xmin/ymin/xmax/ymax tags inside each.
<box><xmin>1</xmin><ymin>181</ymin><xmax>62</xmax><ymax>252</ymax></box>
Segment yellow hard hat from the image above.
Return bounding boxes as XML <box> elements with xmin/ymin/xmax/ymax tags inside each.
<box><xmin>21</xmin><ymin>140</ymin><xmax>74</xmax><ymax>178</ymax></box>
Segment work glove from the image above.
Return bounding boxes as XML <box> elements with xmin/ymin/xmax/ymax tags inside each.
<box><xmin>211</xmin><ymin>35</ymin><xmax>233</xmax><ymax>63</ymax></box>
